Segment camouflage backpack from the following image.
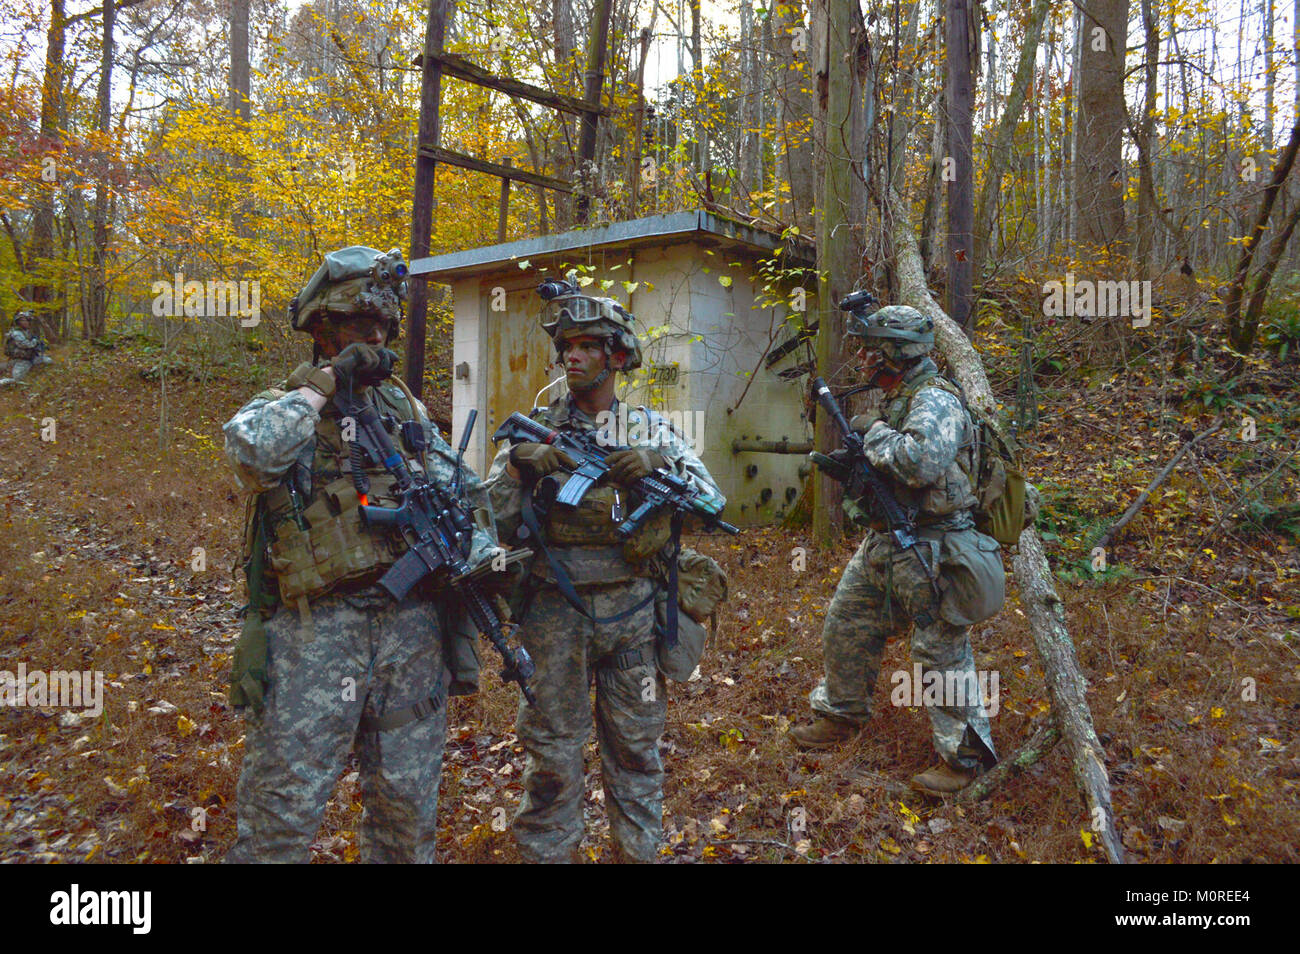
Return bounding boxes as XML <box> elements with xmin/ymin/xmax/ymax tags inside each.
<box><xmin>891</xmin><ymin>373</ymin><xmax>1029</xmax><ymax>546</ymax></box>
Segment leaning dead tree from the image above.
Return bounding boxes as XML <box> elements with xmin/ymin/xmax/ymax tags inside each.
<box><xmin>888</xmin><ymin>186</ymin><xmax>1126</xmax><ymax>865</ymax></box>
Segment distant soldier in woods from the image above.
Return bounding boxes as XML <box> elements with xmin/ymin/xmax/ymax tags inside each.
<box><xmin>486</xmin><ymin>282</ymin><xmax>728</xmax><ymax>862</ymax></box>
<box><xmin>2</xmin><ymin>311</ymin><xmax>53</xmax><ymax>385</ymax></box>
<box><xmin>222</xmin><ymin>246</ymin><xmax>499</xmax><ymax>862</ymax></box>
<box><xmin>791</xmin><ymin>304</ymin><xmax>1011</xmax><ymax>796</ymax></box>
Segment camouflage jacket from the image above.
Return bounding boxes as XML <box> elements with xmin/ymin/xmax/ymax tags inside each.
<box><xmin>223</xmin><ymin>376</ymin><xmax>498</xmax><ymax>572</ymax></box>
<box><xmin>4</xmin><ymin>328</ymin><xmax>43</xmax><ymax>360</ymax></box>
<box><xmin>486</xmin><ymin>396</ymin><xmax>724</xmax><ymax>561</ymax></box>
<box><xmin>859</xmin><ymin>357</ymin><xmax>977</xmax><ymax>529</ymax></box>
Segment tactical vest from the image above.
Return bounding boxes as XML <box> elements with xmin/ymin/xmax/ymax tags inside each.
<box><xmin>846</xmin><ymin>371</ymin><xmax>978</xmax><ymax>529</ymax></box>
<box><xmin>528</xmin><ymin>402</ymin><xmax>674</xmax><ymax>575</ymax></box>
<box><xmin>4</xmin><ymin>331</ymin><xmax>34</xmax><ymax>360</ymax></box>
<box><xmin>885</xmin><ymin>372</ymin><xmax>978</xmax><ymax>477</ymax></box>
<box><xmin>257</xmin><ymin>380</ymin><xmax>437</xmax><ymax>607</ymax></box>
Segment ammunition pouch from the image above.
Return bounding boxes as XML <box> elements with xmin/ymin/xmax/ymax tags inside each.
<box><xmin>230</xmin><ymin>499</ymin><xmax>278</xmax><ymax>712</ymax></box>
<box><xmin>230</xmin><ymin>607</ymin><xmax>270</xmax><ymax>712</ymax></box>
<box><xmin>265</xmin><ymin>473</ymin><xmax>408</xmax><ymax>604</ymax></box>
<box><xmin>530</xmin><ymin>545</ymin><xmax>636</xmax><ymax>586</ymax></box>
<box><xmin>655</xmin><ymin>547</ymin><xmax>728</xmax><ymax>682</ymax></box>
<box><xmin>539</xmin><ymin>475</ymin><xmax>673</xmax><ymax>564</ymax></box>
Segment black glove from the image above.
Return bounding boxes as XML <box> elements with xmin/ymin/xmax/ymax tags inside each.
<box><xmin>330</xmin><ymin>343</ymin><xmax>395</xmax><ymax>393</ymax></box>
<box><xmin>509</xmin><ymin>442</ymin><xmax>576</xmax><ymax>480</ymax></box>
<box><xmin>810</xmin><ymin>448</ymin><xmax>855</xmax><ymax>483</ymax></box>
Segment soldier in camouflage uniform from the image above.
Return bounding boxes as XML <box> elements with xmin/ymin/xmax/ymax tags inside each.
<box><xmin>2</xmin><ymin>312</ymin><xmax>53</xmax><ymax>385</ymax></box>
<box><xmin>486</xmin><ymin>287</ymin><xmax>724</xmax><ymax>862</ymax></box>
<box><xmin>222</xmin><ymin>246</ymin><xmax>498</xmax><ymax>862</ymax></box>
<box><xmin>790</xmin><ymin>304</ymin><xmax>1004</xmax><ymax>796</ymax></box>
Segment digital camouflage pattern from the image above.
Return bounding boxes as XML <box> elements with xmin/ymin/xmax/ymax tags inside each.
<box><xmin>858</xmin><ymin>357</ymin><xmax>978</xmax><ymax>525</ymax></box>
<box><xmin>486</xmin><ymin>396</ymin><xmax>724</xmax><ymax>862</ymax></box>
<box><xmin>225</xmin><ymin>591</ymin><xmax>447</xmax><ymax>863</ymax></box>
<box><xmin>485</xmin><ymin>397</ymin><xmax>720</xmax><ymax>540</ymax></box>
<box><xmin>223</xmin><ymin>373</ymin><xmax>495</xmax><ymax>863</ymax></box>
<box><xmin>849</xmin><ymin>303</ymin><xmax>935</xmax><ymax>362</ymax></box>
<box><xmin>225</xmin><ymin>381</ymin><xmax>497</xmax><ymax>568</ymax></box>
<box><xmin>809</xmin><ymin>356</ymin><xmax>999</xmax><ymax>770</ymax></box>
<box><xmin>511</xmin><ymin>579</ymin><xmax>665</xmax><ymax>862</ymax></box>
<box><xmin>2</xmin><ymin>327</ymin><xmax>51</xmax><ymax>383</ymax></box>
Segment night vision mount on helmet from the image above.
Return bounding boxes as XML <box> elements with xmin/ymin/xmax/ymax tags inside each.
<box><xmin>841</xmin><ymin>293</ymin><xmax>935</xmax><ymax>363</ymax></box>
<box><xmin>535</xmin><ymin>277</ymin><xmax>643</xmax><ymax>372</ymax></box>
<box><xmin>289</xmin><ymin>246</ymin><xmax>408</xmax><ymax>336</ymax></box>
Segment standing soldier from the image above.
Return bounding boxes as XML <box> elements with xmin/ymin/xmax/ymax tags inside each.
<box><xmin>486</xmin><ymin>282</ymin><xmax>725</xmax><ymax>862</ymax></box>
<box><xmin>2</xmin><ymin>311</ymin><xmax>53</xmax><ymax>385</ymax></box>
<box><xmin>790</xmin><ymin>304</ymin><xmax>1005</xmax><ymax>795</ymax></box>
<box><xmin>222</xmin><ymin>246</ymin><xmax>498</xmax><ymax>862</ymax></box>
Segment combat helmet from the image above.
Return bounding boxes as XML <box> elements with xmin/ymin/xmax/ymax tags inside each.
<box><xmin>536</xmin><ymin>279</ymin><xmax>643</xmax><ymax>371</ymax></box>
<box><xmin>847</xmin><ymin>304</ymin><xmax>935</xmax><ymax>363</ymax></box>
<box><xmin>289</xmin><ymin>246</ymin><xmax>407</xmax><ymax>339</ymax></box>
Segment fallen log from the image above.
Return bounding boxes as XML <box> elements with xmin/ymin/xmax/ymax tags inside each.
<box><xmin>1093</xmin><ymin>417</ymin><xmax>1222</xmax><ymax>554</ymax></box>
<box><xmin>961</xmin><ymin>721</ymin><xmax>1060</xmax><ymax>802</ymax></box>
<box><xmin>890</xmin><ymin>190</ymin><xmax>1126</xmax><ymax>863</ymax></box>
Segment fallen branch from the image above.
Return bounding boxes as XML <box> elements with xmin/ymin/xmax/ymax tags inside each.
<box><xmin>962</xmin><ymin>722</ymin><xmax>1060</xmax><ymax>802</ymax></box>
<box><xmin>1179</xmin><ymin>434</ymin><xmax>1300</xmax><ymax>575</ymax></box>
<box><xmin>1093</xmin><ymin>417</ymin><xmax>1223</xmax><ymax>553</ymax></box>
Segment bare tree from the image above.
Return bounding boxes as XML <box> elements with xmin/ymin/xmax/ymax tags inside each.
<box><xmin>1074</xmin><ymin>0</ymin><xmax>1129</xmax><ymax>254</ymax></box>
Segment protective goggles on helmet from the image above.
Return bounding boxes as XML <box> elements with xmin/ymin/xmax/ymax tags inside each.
<box><xmin>540</xmin><ymin>296</ymin><xmax>623</xmax><ymax>333</ymax></box>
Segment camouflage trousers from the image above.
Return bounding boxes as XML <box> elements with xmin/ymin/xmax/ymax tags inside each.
<box><xmin>808</xmin><ymin>531</ymin><xmax>997</xmax><ymax>770</ymax></box>
<box><xmin>227</xmin><ymin>589</ymin><xmax>448</xmax><ymax>864</ymax></box>
<box><xmin>514</xmin><ymin>577</ymin><xmax>667</xmax><ymax>863</ymax></box>
<box><xmin>2</xmin><ymin>354</ymin><xmax>52</xmax><ymax>384</ymax></box>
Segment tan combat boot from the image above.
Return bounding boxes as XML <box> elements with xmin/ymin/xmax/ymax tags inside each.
<box><xmin>909</xmin><ymin>762</ymin><xmax>978</xmax><ymax>796</ymax></box>
<box><xmin>788</xmin><ymin>716</ymin><xmax>860</xmax><ymax>750</ymax></box>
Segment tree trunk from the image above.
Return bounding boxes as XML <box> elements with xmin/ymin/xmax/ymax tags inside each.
<box><xmin>89</xmin><ymin>0</ymin><xmax>114</xmax><ymax>339</ymax></box>
<box><xmin>30</xmin><ymin>0</ymin><xmax>67</xmax><ymax>329</ymax></box>
<box><xmin>1225</xmin><ymin>120</ymin><xmax>1300</xmax><ymax>355</ymax></box>
<box><xmin>551</xmin><ymin>0</ymin><xmax>577</xmax><ymax>230</ymax></box>
<box><xmin>230</xmin><ymin>0</ymin><xmax>250</xmax><ymax>120</ymax></box>
<box><xmin>945</xmin><ymin>0</ymin><xmax>974</xmax><ymax>328</ymax></box>
<box><xmin>1242</xmin><ymin>181</ymin><xmax>1300</xmax><ymax>340</ymax></box>
<box><xmin>1264</xmin><ymin>0</ymin><xmax>1275</xmax><ymax>149</ymax></box>
<box><xmin>1135</xmin><ymin>0</ymin><xmax>1159</xmax><ymax>267</ymax></box>
<box><xmin>890</xmin><ymin>182</ymin><xmax>1127</xmax><ymax>865</ymax></box>
<box><xmin>776</xmin><ymin>1</ymin><xmax>816</xmax><ymax>235</ymax></box>
<box><xmin>920</xmin><ymin>103</ymin><xmax>944</xmax><ymax>275</ymax></box>
<box><xmin>574</xmin><ymin>0</ymin><xmax>611</xmax><ymax>224</ymax></box>
<box><xmin>812</xmin><ymin>0</ymin><xmax>866</xmax><ymax>545</ymax></box>
<box><xmin>629</xmin><ymin>26</ymin><xmax>651</xmax><ymax>219</ymax></box>
<box><xmin>972</xmin><ymin>0</ymin><xmax>1051</xmax><ymax>289</ymax></box>
<box><xmin>1074</xmin><ymin>0</ymin><xmax>1129</xmax><ymax>253</ymax></box>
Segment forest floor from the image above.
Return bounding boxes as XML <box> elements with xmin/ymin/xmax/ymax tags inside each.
<box><xmin>0</xmin><ymin>329</ymin><xmax>1297</xmax><ymax>864</ymax></box>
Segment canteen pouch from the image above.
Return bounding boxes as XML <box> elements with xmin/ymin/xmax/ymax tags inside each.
<box><xmin>938</xmin><ymin>529</ymin><xmax>1006</xmax><ymax>626</ymax></box>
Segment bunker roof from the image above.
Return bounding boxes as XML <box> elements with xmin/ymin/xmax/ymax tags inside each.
<box><xmin>409</xmin><ymin>210</ymin><xmax>814</xmax><ymax>281</ymax></box>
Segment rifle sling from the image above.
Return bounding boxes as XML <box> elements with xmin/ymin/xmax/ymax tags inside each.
<box><xmin>520</xmin><ymin>483</ymin><xmax>661</xmax><ymax>627</ymax></box>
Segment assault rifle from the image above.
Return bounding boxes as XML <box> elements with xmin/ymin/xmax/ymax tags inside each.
<box><xmin>810</xmin><ymin>376</ymin><xmax>940</xmax><ymax>600</ymax></box>
<box><xmin>336</xmin><ymin>389</ymin><xmax>537</xmax><ymax>704</ymax></box>
<box><xmin>491</xmin><ymin>412</ymin><xmax>740</xmax><ymax>539</ymax></box>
